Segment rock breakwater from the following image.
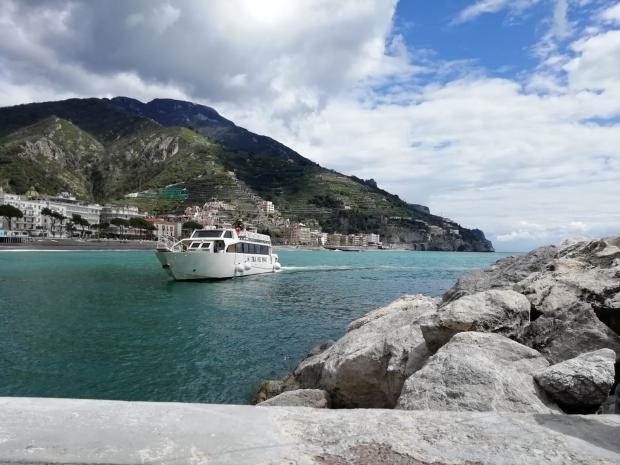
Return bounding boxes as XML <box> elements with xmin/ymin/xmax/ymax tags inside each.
<box><xmin>256</xmin><ymin>236</ymin><xmax>620</xmax><ymax>414</ymax></box>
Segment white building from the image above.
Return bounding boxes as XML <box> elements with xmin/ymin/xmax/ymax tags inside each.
<box><xmin>49</xmin><ymin>197</ymin><xmax>102</xmax><ymax>226</ymax></box>
<box><xmin>0</xmin><ymin>188</ymin><xmax>102</xmax><ymax>236</ymax></box>
<box><xmin>366</xmin><ymin>233</ymin><xmax>381</xmax><ymax>245</ymax></box>
<box><xmin>100</xmin><ymin>205</ymin><xmax>146</xmax><ymax>223</ymax></box>
<box><xmin>258</xmin><ymin>200</ymin><xmax>275</xmax><ymax>214</ymax></box>
<box><xmin>311</xmin><ymin>230</ymin><xmax>328</xmax><ymax>246</ymax></box>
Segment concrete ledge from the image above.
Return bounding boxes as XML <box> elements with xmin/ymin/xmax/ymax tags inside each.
<box><xmin>0</xmin><ymin>397</ymin><xmax>619</xmax><ymax>464</ymax></box>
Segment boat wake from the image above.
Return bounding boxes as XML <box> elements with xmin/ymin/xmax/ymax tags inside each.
<box><xmin>282</xmin><ymin>265</ymin><xmax>416</xmax><ymax>273</ymax></box>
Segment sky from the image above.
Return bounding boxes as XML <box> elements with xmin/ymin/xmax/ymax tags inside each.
<box><xmin>0</xmin><ymin>0</ymin><xmax>619</xmax><ymax>251</ymax></box>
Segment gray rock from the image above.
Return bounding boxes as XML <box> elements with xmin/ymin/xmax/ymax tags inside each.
<box><xmin>257</xmin><ymin>389</ymin><xmax>330</xmax><ymax>408</ymax></box>
<box><xmin>442</xmin><ymin>236</ymin><xmax>620</xmax><ymax>365</ymax></box>
<box><xmin>294</xmin><ymin>294</ymin><xmax>438</xmax><ymax>408</ymax></box>
<box><xmin>252</xmin><ymin>373</ymin><xmax>300</xmax><ymax>404</ymax></box>
<box><xmin>347</xmin><ymin>294</ymin><xmax>439</xmax><ymax>332</ymax></box>
<box><xmin>421</xmin><ymin>289</ymin><xmax>531</xmax><ymax>352</ymax></box>
<box><xmin>515</xmin><ymin>258</ymin><xmax>620</xmax><ymax>318</ymax></box>
<box><xmin>2</xmin><ymin>397</ymin><xmax>620</xmax><ymax>465</ymax></box>
<box><xmin>397</xmin><ymin>332</ymin><xmax>559</xmax><ymax>413</ymax></box>
<box><xmin>518</xmin><ymin>302</ymin><xmax>620</xmax><ymax>364</ymax></box>
<box><xmin>596</xmin><ymin>394</ymin><xmax>617</xmax><ymax>414</ymax></box>
<box><xmin>442</xmin><ymin>245</ymin><xmax>558</xmax><ymax>303</ymax></box>
<box><xmin>534</xmin><ymin>349</ymin><xmax>616</xmax><ymax>412</ymax></box>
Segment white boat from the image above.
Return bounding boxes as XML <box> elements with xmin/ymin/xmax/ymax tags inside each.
<box><xmin>155</xmin><ymin>228</ymin><xmax>281</xmax><ymax>280</ymax></box>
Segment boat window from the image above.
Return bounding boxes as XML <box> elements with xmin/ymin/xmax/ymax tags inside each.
<box><xmin>226</xmin><ymin>244</ymin><xmax>236</xmax><ymax>253</ymax></box>
<box><xmin>224</xmin><ymin>231</ymin><xmax>233</xmax><ymax>238</ymax></box>
<box><xmin>192</xmin><ymin>230</ymin><xmax>223</xmax><ymax>238</ymax></box>
<box><xmin>189</xmin><ymin>242</ymin><xmax>201</xmax><ymax>249</ymax></box>
<box><xmin>200</xmin><ymin>243</ymin><xmax>211</xmax><ymax>249</ymax></box>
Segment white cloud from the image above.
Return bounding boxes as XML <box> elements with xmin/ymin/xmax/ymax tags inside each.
<box><xmin>0</xmin><ymin>0</ymin><xmax>619</xmax><ymax>251</ymax></box>
<box><xmin>600</xmin><ymin>2</ymin><xmax>620</xmax><ymax>22</ymax></box>
<box><xmin>565</xmin><ymin>29</ymin><xmax>620</xmax><ymax>91</ymax></box>
<box><xmin>454</xmin><ymin>0</ymin><xmax>542</xmax><ymax>24</ymax></box>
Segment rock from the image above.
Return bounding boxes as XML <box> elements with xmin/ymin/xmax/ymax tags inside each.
<box><xmin>596</xmin><ymin>394</ymin><xmax>617</xmax><ymax>414</ymax></box>
<box><xmin>442</xmin><ymin>245</ymin><xmax>558</xmax><ymax>303</ymax></box>
<box><xmin>294</xmin><ymin>294</ymin><xmax>438</xmax><ymax>408</ymax></box>
<box><xmin>441</xmin><ymin>236</ymin><xmax>620</xmax><ymax>365</ymax></box>
<box><xmin>533</xmin><ymin>349</ymin><xmax>615</xmax><ymax>413</ymax></box>
<box><xmin>347</xmin><ymin>294</ymin><xmax>439</xmax><ymax>332</ymax></box>
<box><xmin>518</xmin><ymin>302</ymin><xmax>620</xmax><ymax>364</ymax></box>
<box><xmin>252</xmin><ymin>373</ymin><xmax>300</xmax><ymax>404</ymax></box>
<box><xmin>396</xmin><ymin>332</ymin><xmax>559</xmax><ymax>413</ymax></box>
<box><xmin>515</xmin><ymin>258</ymin><xmax>620</xmax><ymax>319</ymax></box>
<box><xmin>421</xmin><ymin>289</ymin><xmax>531</xmax><ymax>352</ymax></box>
<box><xmin>257</xmin><ymin>389</ymin><xmax>330</xmax><ymax>408</ymax></box>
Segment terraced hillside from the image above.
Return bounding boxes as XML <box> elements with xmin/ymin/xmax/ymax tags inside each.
<box><xmin>0</xmin><ymin>97</ymin><xmax>493</xmax><ymax>251</ymax></box>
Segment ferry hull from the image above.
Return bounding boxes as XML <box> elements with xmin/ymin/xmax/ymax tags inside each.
<box><xmin>156</xmin><ymin>251</ymin><xmax>279</xmax><ymax>280</ymax></box>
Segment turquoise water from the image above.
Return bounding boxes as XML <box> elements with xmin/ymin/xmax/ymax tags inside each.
<box><xmin>0</xmin><ymin>249</ymin><xmax>512</xmax><ymax>404</ymax></box>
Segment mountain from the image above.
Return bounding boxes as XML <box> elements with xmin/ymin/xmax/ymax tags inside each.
<box><xmin>0</xmin><ymin>97</ymin><xmax>494</xmax><ymax>251</ymax></box>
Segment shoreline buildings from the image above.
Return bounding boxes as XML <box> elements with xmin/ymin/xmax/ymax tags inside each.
<box><xmin>0</xmin><ymin>188</ymin><xmax>102</xmax><ymax>237</ymax></box>
<box><xmin>1</xmin><ymin>189</ymin><xmax>381</xmax><ymax>247</ymax></box>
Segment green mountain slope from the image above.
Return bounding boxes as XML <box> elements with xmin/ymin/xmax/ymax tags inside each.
<box><xmin>0</xmin><ymin>97</ymin><xmax>494</xmax><ymax>251</ymax></box>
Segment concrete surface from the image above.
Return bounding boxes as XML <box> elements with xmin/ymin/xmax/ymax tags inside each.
<box><xmin>1</xmin><ymin>397</ymin><xmax>619</xmax><ymax>464</ymax></box>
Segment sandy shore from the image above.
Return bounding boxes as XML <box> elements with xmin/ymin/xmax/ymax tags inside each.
<box><xmin>0</xmin><ymin>239</ymin><xmax>157</xmax><ymax>251</ymax></box>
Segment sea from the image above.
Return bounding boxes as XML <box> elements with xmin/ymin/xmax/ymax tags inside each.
<box><xmin>0</xmin><ymin>249</ymin><xmax>513</xmax><ymax>404</ymax></box>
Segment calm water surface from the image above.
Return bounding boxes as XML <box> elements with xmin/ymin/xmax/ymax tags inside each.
<box><xmin>0</xmin><ymin>249</ymin><xmax>513</xmax><ymax>403</ymax></box>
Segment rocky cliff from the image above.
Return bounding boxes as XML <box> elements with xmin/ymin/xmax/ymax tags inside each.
<box><xmin>255</xmin><ymin>235</ymin><xmax>620</xmax><ymax>415</ymax></box>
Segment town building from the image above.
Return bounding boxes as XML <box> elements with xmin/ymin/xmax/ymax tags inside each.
<box><xmin>366</xmin><ymin>233</ymin><xmax>381</xmax><ymax>245</ymax></box>
<box><xmin>48</xmin><ymin>196</ymin><xmax>102</xmax><ymax>227</ymax></box>
<box><xmin>326</xmin><ymin>233</ymin><xmax>343</xmax><ymax>246</ymax></box>
<box><xmin>146</xmin><ymin>217</ymin><xmax>181</xmax><ymax>240</ymax></box>
<box><xmin>100</xmin><ymin>205</ymin><xmax>145</xmax><ymax>223</ymax></box>
<box><xmin>310</xmin><ymin>230</ymin><xmax>328</xmax><ymax>246</ymax></box>
<box><xmin>258</xmin><ymin>200</ymin><xmax>275</xmax><ymax>214</ymax></box>
<box><xmin>0</xmin><ymin>188</ymin><xmax>102</xmax><ymax>237</ymax></box>
<box><xmin>282</xmin><ymin>223</ymin><xmax>312</xmax><ymax>245</ymax></box>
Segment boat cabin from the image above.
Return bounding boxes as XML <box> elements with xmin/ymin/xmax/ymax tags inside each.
<box><xmin>177</xmin><ymin>229</ymin><xmax>274</xmax><ymax>256</ymax></box>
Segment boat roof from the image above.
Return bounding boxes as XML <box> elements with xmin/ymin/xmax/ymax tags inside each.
<box><xmin>188</xmin><ymin>228</ymin><xmax>271</xmax><ymax>243</ymax></box>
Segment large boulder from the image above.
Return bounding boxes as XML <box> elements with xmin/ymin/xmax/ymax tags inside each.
<box><xmin>294</xmin><ymin>294</ymin><xmax>438</xmax><ymax>408</ymax></box>
<box><xmin>518</xmin><ymin>302</ymin><xmax>620</xmax><ymax>364</ymax></box>
<box><xmin>257</xmin><ymin>389</ymin><xmax>330</xmax><ymax>408</ymax></box>
<box><xmin>421</xmin><ymin>289</ymin><xmax>531</xmax><ymax>352</ymax></box>
<box><xmin>533</xmin><ymin>348</ymin><xmax>615</xmax><ymax>413</ymax></box>
<box><xmin>396</xmin><ymin>332</ymin><xmax>559</xmax><ymax>413</ymax></box>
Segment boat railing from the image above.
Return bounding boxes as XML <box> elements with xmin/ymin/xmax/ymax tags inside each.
<box><xmin>157</xmin><ymin>235</ymin><xmax>182</xmax><ymax>252</ymax></box>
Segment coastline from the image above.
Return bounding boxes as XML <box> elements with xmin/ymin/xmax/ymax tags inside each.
<box><xmin>2</xmin><ymin>241</ymin><xmax>464</xmax><ymax>252</ymax></box>
<box><xmin>256</xmin><ymin>235</ymin><xmax>619</xmax><ymax>413</ymax></box>
<box><xmin>0</xmin><ymin>237</ymin><xmax>617</xmax><ymax>463</ymax></box>
<box><xmin>6</xmin><ymin>241</ymin><xmax>361</xmax><ymax>252</ymax></box>
<box><xmin>0</xmin><ymin>239</ymin><xmax>157</xmax><ymax>251</ymax></box>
